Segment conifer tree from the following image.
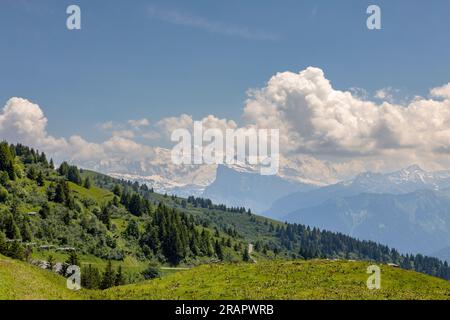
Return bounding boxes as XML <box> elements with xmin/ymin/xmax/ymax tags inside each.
<box><xmin>54</xmin><ymin>181</ymin><xmax>70</xmax><ymax>204</ymax></box>
<box><xmin>27</xmin><ymin>166</ymin><xmax>37</xmax><ymax>180</ymax></box>
<box><xmin>0</xmin><ymin>231</ymin><xmax>6</xmax><ymax>255</ymax></box>
<box><xmin>7</xmin><ymin>241</ymin><xmax>25</xmax><ymax>260</ymax></box>
<box><xmin>47</xmin><ymin>254</ymin><xmax>55</xmax><ymax>270</ymax></box>
<box><xmin>243</xmin><ymin>247</ymin><xmax>251</xmax><ymax>262</ymax></box>
<box><xmin>39</xmin><ymin>202</ymin><xmax>51</xmax><ymax>219</ymax></box>
<box><xmin>99</xmin><ymin>205</ymin><xmax>112</xmax><ymax>229</ymax></box>
<box><xmin>83</xmin><ymin>176</ymin><xmax>92</xmax><ymax>189</ymax></box>
<box><xmin>0</xmin><ymin>171</ymin><xmax>8</xmax><ymax>186</ymax></box>
<box><xmin>215</xmin><ymin>240</ymin><xmax>224</xmax><ymax>261</ymax></box>
<box><xmin>58</xmin><ymin>161</ymin><xmax>70</xmax><ymax>176</ymax></box>
<box><xmin>0</xmin><ymin>142</ymin><xmax>15</xmax><ymax>180</ymax></box>
<box><xmin>24</xmin><ymin>246</ymin><xmax>33</xmax><ymax>262</ymax></box>
<box><xmin>67</xmin><ymin>251</ymin><xmax>79</xmax><ymax>266</ymax></box>
<box><xmin>82</xmin><ymin>264</ymin><xmax>101</xmax><ymax>289</ymax></box>
<box><xmin>112</xmin><ymin>184</ymin><xmax>121</xmax><ymax>196</ymax></box>
<box><xmin>115</xmin><ymin>266</ymin><xmax>125</xmax><ymax>286</ymax></box>
<box><xmin>67</xmin><ymin>166</ymin><xmax>82</xmax><ymax>185</ymax></box>
<box><xmin>20</xmin><ymin>222</ymin><xmax>32</xmax><ymax>242</ymax></box>
<box><xmin>125</xmin><ymin>220</ymin><xmax>140</xmax><ymax>238</ymax></box>
<box><xmin>39</xmin><ymin>152</ymin><xmax>48</xmax><ymax>166</ymax></box>
<box><xmin>100</xmin><ymin>261</ymin><xmax>116</xmax><ymax>289</ymax></box>
<box><xmin>1</xmin><ymin>212</ymin><xmax>21</xmax><ymax>239</ymax></box>
<box><xmin>128</xmin><ymin>194</ymin><xmax>143</xmax><ymax>216</ymax></box>
<box><xmin>36</xmin><ymin>171</ymin><xmax>45</xmax><ymax>186</ymax></box>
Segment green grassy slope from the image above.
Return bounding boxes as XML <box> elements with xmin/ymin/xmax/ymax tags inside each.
<box><xmin>1</xmin><ymin>254</ymin><xmax>449</xmax><ymax>300</ymax></box>
<box><xmin>68</xmin><ymin>181</ymin><xmax>115</xmax><ymax>205</ymax></box>
<box><xmin>0</xmin><ymin>254</ymin><xmax>84</xmax><ymax>300</ymax></box>
<box><xmin>98</xmin><ymin>260</ymin><xmax>450</xmax><ymax>300</ymax></box>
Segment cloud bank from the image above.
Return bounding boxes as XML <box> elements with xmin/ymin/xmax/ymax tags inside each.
<box><xmin>2</xmin><ymin>67</ymin><xmax>450</xmax><ymax>185</ymax></box>
<box><xmin>243</xmin><ymin>67</ymin><xmax>450</xmax><ymax>171</ymax></box>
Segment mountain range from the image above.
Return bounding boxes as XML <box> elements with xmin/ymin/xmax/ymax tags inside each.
<box><xmin>265</xmin><ymin>165</ymin><xmax>450</xmax><ymax>259</ymax></box>
<box><xmin>283</xmin><ymin>190</ymin><xmax>450</xmax><ymax>255</ymax></box>
<box><xmin>103</xmin><ymin>162</ymin><xmax>450</xmax><ymax>261</ymax></box>
<box><xmin>267</xmin><ymin>165</ymin><xmax>450</xmax><ymax>217</ymax></box>
<box><xmin>101</xmin><ymin>152</ymin><xmax>350</xmax><ymax>205</ymax></box>
<box><xmin>202</xmin><ymin>165</ymin><xmax>316</xmax><ymax>213</ymax></box>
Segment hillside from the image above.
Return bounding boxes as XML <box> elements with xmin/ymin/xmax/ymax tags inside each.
<box><xmin>100</xmin><ymin>260</ymin><xmax>450</xmax><ymax>300</ymax></box>
<box><xmin>0</xmin><ymin>143</ymin><xmax>261</xmax><ymax>272</ymax></box>
<box><xmin>1</xmin><ymin>254</ymin><xmax>449</xmax><ymax>300</ymax></box>
<box><xmin>284</xmin><ymin>190</ymin><xmax>450</xmax><ymax>255</ymax></box>
<box><xmin>1</xmin><ymin>141</ymin><xmax>450</xmax><ymax>295</ymax></box>
<box><xmin>0</xmin><ymin>254</ymin><xmax>83</xmax><ymax>300</ymax></box>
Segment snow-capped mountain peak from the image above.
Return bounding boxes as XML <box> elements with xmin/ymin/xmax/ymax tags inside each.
<box><xmin>341</xmin><ymin>165</ymin><xmax>450</xmax><ymax>193</ymax></box>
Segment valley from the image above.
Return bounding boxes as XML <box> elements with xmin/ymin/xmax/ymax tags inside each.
<box><xmin>1</xmin><ymin>142</ymin><xmax>450</xmax><ymax>299</ymax></box>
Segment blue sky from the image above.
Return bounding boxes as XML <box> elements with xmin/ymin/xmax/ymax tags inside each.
<box><xmin>1</xmin><ymin>0</ymin><xmax>450</xmax><ymax>143</ymax></box>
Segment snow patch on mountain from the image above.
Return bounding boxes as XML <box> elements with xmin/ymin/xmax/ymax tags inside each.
<box><xmin>340</xmin><ymin>165</ymin><xmax>450</xmax><ymax>193</ymax></box>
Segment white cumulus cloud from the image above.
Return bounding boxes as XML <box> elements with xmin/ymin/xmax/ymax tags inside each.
<box><xmin>0</xmin><ymin>97</ymin><xmax>68</xmax><ymax>153</ymax></box>
<box><xmin>242</xmin><ymin>67</ymin><xmax>450</xmax><ymax>171</ymax></box>
<box><xmin>3</xmin><ymin>67</ymin><xmax>450</xmax><ymax>184</ymax></box>
<box><xmin>128</xmin><ymin>118</ymin><xmax>150</xmax><ymax>128</ymax></box>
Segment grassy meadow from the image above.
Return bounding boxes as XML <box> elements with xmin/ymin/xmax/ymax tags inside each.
<box><xmin>2</xmin><ymin>254</ymin><xmax>449</xmax><ymax>300</ymax></box>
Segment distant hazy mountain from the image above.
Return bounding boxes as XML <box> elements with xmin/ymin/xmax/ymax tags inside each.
<box><xmin>340</xmin><ymin>165</ymin><xmax>450</xmax><ymax>193</ymax></box>
<box><xmin>95</xmin><ymin>148</ymin><xmax>217</xmax><ymax>196</ymax></box>
<box><xmin>283</xmin><ymin>190</ymin><xmax>450</xmax><ymax>255</ymax></box>
<box><xmin>267</xmin><ymin>165</ymin><xmax>450</xmax><ymax>218</ymax></box>
<box><xmin>202</xmin><ymin>165</ymin><xmax>316</xmax><ymax>213</ymax></box>
<box><xmin>109</xmin><ymin>171</ymin><xmax>213</xmax><ymax>197</ymax></box>
<box><xmin>80</xmin><ymin>146</ymin><xmax>365</xmax><ymax>205</ymax></box>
